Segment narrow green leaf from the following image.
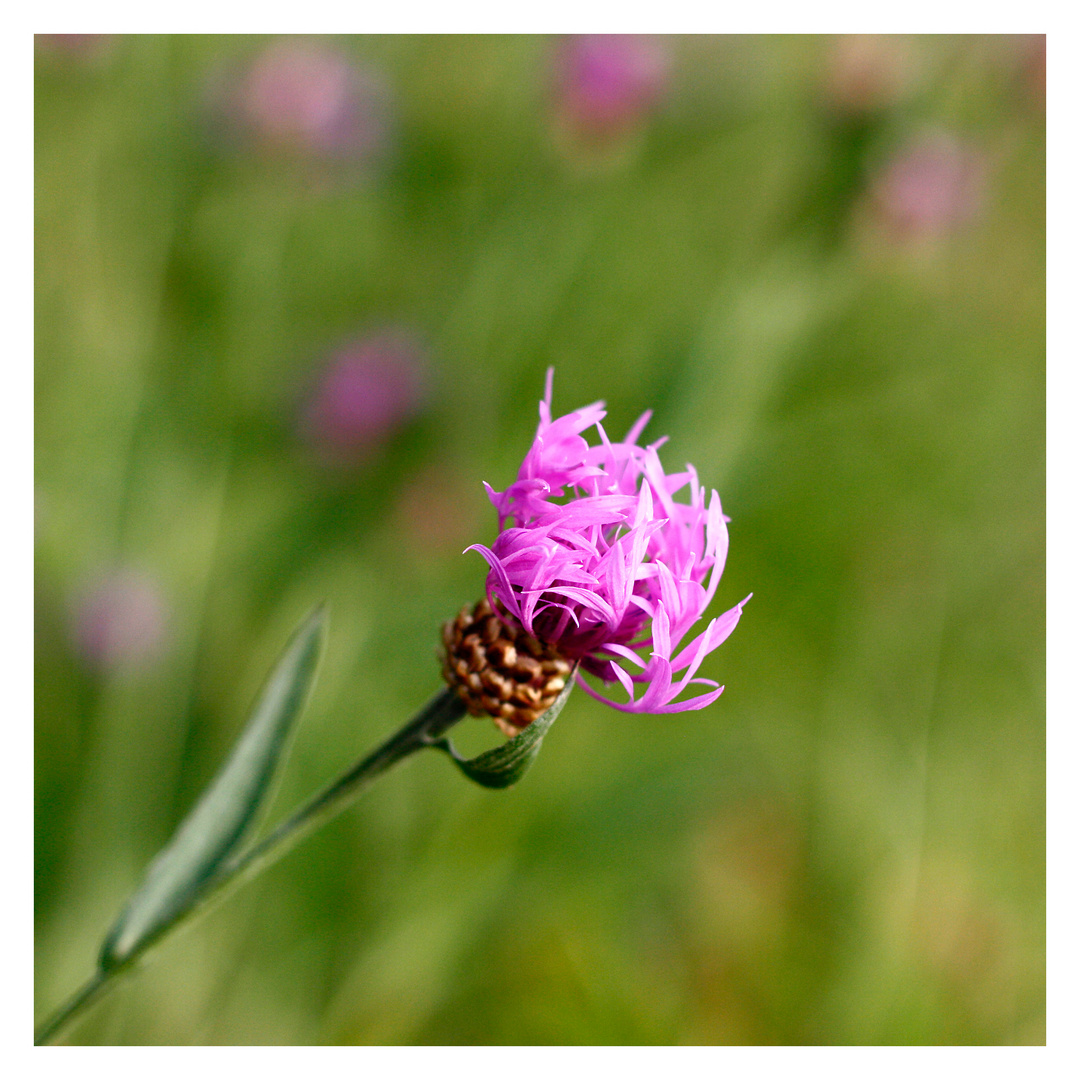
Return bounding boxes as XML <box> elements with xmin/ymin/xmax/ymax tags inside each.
<box><xmin>435</xmin><ymin>671</ymin><xmax>576</xmax><ymax>789</ymax></box>
<box><xmin>98</xmin><ymin>605</ymin><xmax>327</xmax><ymax>970</ymax></box>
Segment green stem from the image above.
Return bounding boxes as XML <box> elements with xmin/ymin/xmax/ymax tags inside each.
<box><xmin>34</xmin><ymin>688</ymin><xmax>467</xmax><ymax>1046</ymax></box>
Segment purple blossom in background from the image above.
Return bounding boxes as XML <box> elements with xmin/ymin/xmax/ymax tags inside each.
<box><xmin>1017</xmin><ymin>35</ymin><xmax>1045</xmax><ymax>107</ymax></box>
<box><xmin>869</xmin><ymin>130</ymin><xmax>986</xmax><ymax>243</ymax></box>
<box><xmin>72</xmin><ymin>570</ymin><xmax>168</xmax><ymax>672</ymax></box>
<box><xmin>214</xmin><ymin>39</ymin><xmax>389</xmax><ymax>162</ymax></box>
<box><xmin>300</xmin><ymin>332</ymin><xmax>426</xmax><ymax>465</ymax></box>
<box><xmin>35</xmin><ymin>34</ymin><xmax>115</xmax><ymax>65</ymax></box>
<box><xmin>553</xmin><ymin>35</ymin><xmax>669</xmax><ymax>139</ymax></box>
<box><xmin>468</xmin><ymin>372</ymin><xmax>749</xmax><ymax>714</ymax></box>
<box><xmin>824</xmin><ymin>35</ymin><xmax>912</xmax><ymax>115</ymax></box>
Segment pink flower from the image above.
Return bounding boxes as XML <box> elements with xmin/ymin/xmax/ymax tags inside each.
<box><xmin>300</xmin><ymin>331</ymin><xmax>426</xmax><ymax>465</ymax></box>
<box><xmin>824</xmin><ymin>35</ymin><xmax>913</xmax><ymax>115</ymax></box>
<box><xmin>467</xmin><ymin>372</ymin><xmax>749</xmax><ymax>714</ymax></box>
<box><xmin>869</xmin><ymin>130</ymin><xmax>986</xmax><ymax>242</ymax></box>
<box><xmin>72</xmin><ymin>569</ymin><xmax>168</xmax><ymax>672</ymax></box>
<box><xmin>36</xmin><ymin>34</ymin><xmax>115</xmax><ymax>64</ymax></box>
<box><xmin>554</xmin><ymin>35</ymin><xmax>669</xmax><ymax>138</ymax></box>
<box><xmin>210</xmin><ymin>39</ymin><xmax>390</xmax><ymax>164</ymax></box>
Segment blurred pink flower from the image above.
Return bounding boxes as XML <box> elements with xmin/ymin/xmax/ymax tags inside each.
<box><xmin>300</xmin><ymin>332</ymin><xmax>426</xmax><ymax>464</ymax></box>
<box><xmin>72</xmin><ymin>570</ymin><xmax>168</xmax><ymax>672</ymax></box>
<box><xmin>468</xmin><ymin>371</ymin><xmax>749</xmax><ymax>714</ymax></box>
<box><xmin>215</xmin><ymin>39</ymin><xmax>389</xmax><ymax>162</ymax></box>
<box><xmin>869</xmin><ymin>130</ymin><xmax>986</xmax><ymax>242</ymax></box>
<box><xmin>1017</xmin><ymin>34</ymin><xmax>1045</xmax><ymax>107</ymax></box>
<box><xmin>553</xmin><ymin>35</ymin><xmax>669</xmax><ymax>139</ymax></box>
<box><xmin>824</xmin><ymin>35</ymin><xmax>912</xmax><ymax>114</ymax></box>
<box><xmin>35</xmin><ymin>34</ymin><xmax>115</xmax><ymax>64</ymax></box>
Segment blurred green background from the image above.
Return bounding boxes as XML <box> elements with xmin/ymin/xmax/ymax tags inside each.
<box><xmin>35</xmin><ymin>35</ymin><xmax>1044</xmax><ymax>1044</ymax></box>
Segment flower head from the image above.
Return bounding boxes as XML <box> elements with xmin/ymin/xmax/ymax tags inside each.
<box><xmin>466</xmin><ymin>372</ymin><xmax>748</xmax><ymax>714</ymax></box>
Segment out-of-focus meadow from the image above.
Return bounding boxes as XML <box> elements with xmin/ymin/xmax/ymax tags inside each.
<box><xmin>34</xmin><ymin>34</ymin><xmax>1045</xmax><ymax>1044</ymax></box>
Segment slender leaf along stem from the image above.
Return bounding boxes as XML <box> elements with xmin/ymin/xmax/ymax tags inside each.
<box><xmin>34</xmin><ymin>688</ymin><xmax>467</xmax><ymax>1046</ymax></box>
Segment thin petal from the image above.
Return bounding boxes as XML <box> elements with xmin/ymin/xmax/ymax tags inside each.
<box><xmin>624</xmin><ymin>409</ymin><xmax>652</xmax><ymax>446</ymax></box>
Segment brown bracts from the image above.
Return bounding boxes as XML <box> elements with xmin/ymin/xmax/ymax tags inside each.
<box><xmin>441</xmin><ymin>597</ymin><xmax>573</xmax><ymax>737</ymax></box>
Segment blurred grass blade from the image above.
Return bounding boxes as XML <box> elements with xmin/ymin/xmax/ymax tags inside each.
<box><xmin>435</xmin><ymin>671</ymin><xmax>575</xmax><ymax>789</ymax></box>
<box><xmin>98</xmin><ymin>605</ymin><xmax>327</xmax><ymax>970</ymax></box>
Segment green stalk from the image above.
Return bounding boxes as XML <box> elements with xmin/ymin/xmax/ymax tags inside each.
<box><xmin>34</xmin><ymin>689</ymin><xmax>467</xmax><ymax>1046</ymax></box>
